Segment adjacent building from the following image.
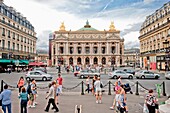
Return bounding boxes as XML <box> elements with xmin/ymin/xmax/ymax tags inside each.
<box><xmin>35</xmin><ymin>50</ymin><xmax>49</xmax><ymax>66</ymax></box>
<box><xmin>124</xmin><ymin>48</ymin><xmax>140</xmax><ymax>67</ymax></box>
<box><xmin>139</xmin><ymin>1</ymin><xmax>170</xmax><ymax>70</ymax></box>
<box><xmin>49</xmin><ymin>20</ymin><xmax>124</xmax><ymax>67</ymax></box>
<box><xmin>0</xmin><ymin>0</ymin><xmax>37</xmax><ymax>65</ymax></box>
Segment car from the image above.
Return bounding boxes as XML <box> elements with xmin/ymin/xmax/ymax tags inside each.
<box><xmin>33</xmin><ymin>67</ymin><xmax>47</xmax><ymax>73</ymax></box>
<box><xmin>77</xmin><ymin>70</ymin><xmax>100</xmax><ymax>79</ymax></box>
<box><xmin>165</xmin><ymin>71</ymin><xmax>170</xmax><ymax>79</ymax></box>
<box><xmin>135</xmin><ymin>70</ymin><xmax>160</xmax><ymax>79</ymax></box>
<box><xmin>108</xmin><ymin>70</ymin><xmax>133</xmax><ymax>79</ymax></box>
<box><xmin>25</xmin><ymin>70</ymin><xmax>52</xmax><ymax>81</ymax></box>
<box><xmin>123</xmin><ymin>69</ymin><xmax>135</xmax><ymax>75</ymax></box>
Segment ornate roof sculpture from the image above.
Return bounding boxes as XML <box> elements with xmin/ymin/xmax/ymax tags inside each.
<box><xmin>59</xmin><ymin>22</ymin><xmax>66</xmax><ymax>31</ymax></box>
<box><xmin>109</xmin><ymin>21</ymin><xmax>116</xmax><ymax>31</ymax></box>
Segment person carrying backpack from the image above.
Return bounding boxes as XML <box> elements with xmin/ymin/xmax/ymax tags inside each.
<box><xmin>145</xmin><ymin>89</ymin><xmax>158</xmax><ymax>113</ymax></box>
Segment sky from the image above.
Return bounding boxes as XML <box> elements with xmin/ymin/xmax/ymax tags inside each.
<box><xmin>4</xmin><ymin>0</ymin><xmax>170</xmax><ymax>51</ymax></box>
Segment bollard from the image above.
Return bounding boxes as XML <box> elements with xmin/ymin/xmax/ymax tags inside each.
<box><xmin>81</xmin><ymin>81</ymin><xmax>84</xmax><ymax>95</ymax></box>
<box><xmin>162</xmin><ymin>81</ymin><xmax>166</xmax><ymax>96</ymax></box>
<box><xmin>1</xmin><ymin>80</ymin><xmax>3</xmax><ymax>92</ymax></box>
<box><xmin>108</xmin><ymin>81</ymin><xmax>111</xmax><ymax>95</ymax></box>
<box><xmin>135</xmin><ymin>81</ymin><xmax>139</xmax><ymax>95</ymax></box>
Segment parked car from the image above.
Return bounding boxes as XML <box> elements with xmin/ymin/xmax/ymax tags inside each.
<box><xmin>108</xmin><ymin>70</ymin><xmax>133</xmax><ymax>79</ymax></box>
<box><xmin>165</xmin><ymin>71</ymin><xmax>170</xmax><ymax>79</ymax></box>
<box><xmin>25</xmin><ymin>70</ymin><xmax>52</xmax><ymax>81</ymax></box>
<box><xmin>77</xmin><ymin>70</ymin><xmax>100</xmax><ymax>79</ymax></box>
<box><xmin>33</xmin><ymin>67</ymin><xmax>47</xmax><ymax>73</ymax></box>
<box><xmin>123</xmin><ymin>69</ymin><xmax>135</xmax><ymax>75</ymax></box>
<box><xmin>135</xmin><ymin>70</ymin><xmax>160</xmax><ymax>79</ymax></box>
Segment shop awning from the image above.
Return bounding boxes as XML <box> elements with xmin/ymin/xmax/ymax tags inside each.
<box><xmin>19</xmin><ymin>60</ymin><xmax>29</xmax><ymax>65</ymax></box>
<box><xmin>0</xmin><ymin>59</ymin><xmax>12</xmax><ymax>63</ymax></box>
<box><xmin>29</xmin><ymin>62</ymin><xmax>46</xmax><ymax>66</ymax></box>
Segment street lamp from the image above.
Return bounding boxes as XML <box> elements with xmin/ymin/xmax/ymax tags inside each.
<box><xmin>163</xmin><ymin>40</ymin><xmax>170</xmax><ymax>71</ymax></box>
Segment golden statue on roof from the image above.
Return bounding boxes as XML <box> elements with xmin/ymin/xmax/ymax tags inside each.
<box><xmin>59</xmin><ymin>22</ymin><xmax>66</xmax><ymax>31</ymax></box>
<box><xmin>109</xmin><ymin>21</ymin><xmax>116</xmax><ymax>31</ymax></box>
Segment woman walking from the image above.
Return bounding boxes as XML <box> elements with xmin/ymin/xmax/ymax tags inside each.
<box><xmin>17</xmin><ymin>77</ymin><xmax>25</xmax><ymax>93</ymax></box>
<box><xmin>18</xmin><ymin>87</ymin><xmax>28</xmax><ymax>113</ymax></box>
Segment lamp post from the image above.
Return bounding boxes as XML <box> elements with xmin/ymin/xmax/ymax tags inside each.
<box><xmin>163</xmin><ymin>40</ymin><xmax>170</xmax><ymax>71</ymax></box>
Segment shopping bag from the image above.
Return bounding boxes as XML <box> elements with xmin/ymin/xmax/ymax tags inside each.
<box><xmin>143</xmin><ymin>104</ymin><xmax>149</xmax><ymax>113</ymax></box>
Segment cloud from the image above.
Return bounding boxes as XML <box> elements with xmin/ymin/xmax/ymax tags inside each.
<box><xmin>36</xmin><ymin>30</ymin><xmax>52</xmax><ymax>50</ymax></box>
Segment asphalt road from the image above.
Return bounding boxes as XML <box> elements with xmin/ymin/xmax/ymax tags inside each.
<box><xmin>0</xmin><ymin>67</ymin><xmax>169</xmax><ymax>113</ymax></box>
<box><xmin>0</xmin><ymin>67</ymin><xmax>169</xmax><ymax>95</ymax></box>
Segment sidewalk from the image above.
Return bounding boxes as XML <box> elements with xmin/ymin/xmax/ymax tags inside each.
<box><xmin>8</xmin><ymin>89</ymin><xmax>167</xmax><ymax>113</ymax></box>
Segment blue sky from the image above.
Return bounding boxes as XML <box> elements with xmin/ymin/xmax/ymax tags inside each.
<box><xmin>4</xmin><ymin>0</ymin><xmax>170</xmax><ymax>50</ymax></box>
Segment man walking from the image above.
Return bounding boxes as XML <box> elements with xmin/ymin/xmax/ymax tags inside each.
<box><xmin>0</xmin><ymin>84</ymin><xmax>12</xmax><ymax>113</ymax></box>
<box><xmin>45</xmin><ymin>81</ymin><xmax>59</xmax><ymax>112</ymax></box>
<box><xmin>56</xmin><ymin>74</ymin><xmax>63</xmax><ymax>94</ymax></box>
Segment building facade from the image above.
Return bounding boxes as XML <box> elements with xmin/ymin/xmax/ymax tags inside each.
<box><xmin>124</xmin><ymin>48</ymin><xmax>140</xmax><ymax>67</ymax></box>
<box><xmin>35</xmin><ymin>50</ymin><xmax>49</xmax><ymax>66</ymax></box>
<box><xmin>49</xmin><ymin>20</ymin><xmax>124</xmax><ymax>67</ymax></box>
<box><xmin>139</xmin><ymin>1</ymin><xmax>170</xmax><ymax>70</ymax></box>
<box><xmin>0</xmin><ymin>0</ymin><xmax>37</xmax><ymax>61</ymax></box>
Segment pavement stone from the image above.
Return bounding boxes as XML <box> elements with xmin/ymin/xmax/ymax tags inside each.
<box><xmin>1</xmin><ymin>89</ymin><xmax>167</xmax><ymax>113</ymax></box>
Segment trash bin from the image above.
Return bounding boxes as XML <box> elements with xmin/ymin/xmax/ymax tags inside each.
<box><xmin>156</xmin><ymin>84</ymin><xmax>161</xmax><ymax>98</ymax></box>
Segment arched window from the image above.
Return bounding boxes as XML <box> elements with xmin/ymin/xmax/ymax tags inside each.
<box><xmin>102</xmin><ymin>57</ymin><xmax>106</xmax><ymax>64</ymax></box>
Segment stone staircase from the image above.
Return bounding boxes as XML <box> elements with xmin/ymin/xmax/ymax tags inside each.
<box><xmin>159</xmin><ymin>98</ymin><xmax>170</xmax><ymax>113</ymax></box>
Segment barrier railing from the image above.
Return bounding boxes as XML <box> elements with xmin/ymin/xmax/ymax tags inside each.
<box><xmin>0</xmin><ymin>80</ymin><xmax>167</xmax><ymax>96</ymax></box>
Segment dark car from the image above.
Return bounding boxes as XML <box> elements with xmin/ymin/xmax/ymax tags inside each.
<box><xmin>123</xmin><ymin>69</ymin><xmax>135</xmax><ymax>75</ymax></box>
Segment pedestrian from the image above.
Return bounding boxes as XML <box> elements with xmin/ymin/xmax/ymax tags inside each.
<box><xmin>0</xmin><ymin>84</ymin><xmax>12</xmax><ymax>113</ymax></box>
<box><xmin>145</xmin><ymin>89</ymin><xmax>158</xmax><ymax>113</ymax></box>
<box><xmin>56</xmin><ymin>74</ymin><xmax>63</xmax><ymax>94</ymax></box>
<box><xmin>110</xmin><ymin>81</ymin><xmax>121</xmax><ymax>110</ymax></box>
<box><xmin>31</xmin><ymin>79</ymin><xmax>37</xmax><ymax>106</ymax></box>
<box><xmin>118</xmin><ymin>84</ymin><xmax>128</xmax><ymax>113</ymax></box>
<box><xmin>26</xmin><ymin>81</ymin><xmax>34</xmax><ymax>108</ymax></box>
<box><xmin>17</xmin><ymin>76</ymin><xmax>25</xmax><ymax>93</ymax></box>
<box><xmin>94</xmin><ymin>77</ymin><xmax>103</xmax><ymax>104</ymax></box>
<box><xmin>44</xmin><ymin>81</ymin><xmax>59</xmax><ymax>112</ymax></box>
<box><xmin>54</xmin><ymin>80</ymin><xmax>60</xmax><ymax>105</ymax></box>
<box><xmin>18</xmin><ymin>87</ymin><xmax>28</xmax><ymax>113</ymax></box>
<box><xmin>92</xmin><ymin>75</ymin><xmax>97</xmax><ymax>96</ymax></box>
<box><xmin>85</xmin><ymin>76</ymin><xmax>90</xmax><ymax>93</ymax></box>
<box><xmin>117</xmin><ymin>76</ymin><xmax>122</xmax><ymax>86</ymax></box>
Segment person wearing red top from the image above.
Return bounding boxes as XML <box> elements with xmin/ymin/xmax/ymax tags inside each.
<box><xmin>56</xmin><ymin>74</ymin><xmax>63</xmax><ymax>94</ymax></box>
<box><xmin>17</xmin><ymin>76</ymin><xmax>25</xmax><ymax>93</ymax></box>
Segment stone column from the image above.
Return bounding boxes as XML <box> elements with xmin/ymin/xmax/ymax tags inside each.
<box><xmin>90</xmin><ymin>43</ymin><xmax>92</xmax><ymax>54</ymax></box>
<box><xmin>90</xmin><ymin>56</ymin><xmax>93</xmax><ymax>65</ymax></box>
<box><xmin>66</xmin><ymin>42</ymin><xmax>68</xmax><ymax>55</ymax></box>
<box><xmin>74</xmin><ymin>43</ymin><xmax>77</xmax><ymax>55</ymax></box>
<box><xmin>107</xmin><ymin>42</ymin><xmax>109</xmax><ymax>54</ymax></box>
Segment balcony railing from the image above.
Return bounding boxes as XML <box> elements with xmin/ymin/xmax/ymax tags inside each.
<box><xmin>0</xmin><ymin>47</ymin><xmax>36</xmax><ymax>55</ymax></box>
<box><xmin>0</xmin><ymin>20</ymin><xmax>37</xmax><ymax>39</ymax></box>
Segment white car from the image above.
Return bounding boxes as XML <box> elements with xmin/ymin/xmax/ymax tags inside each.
<box><xmin>135</xmin><ymin>70</ymin><xmax>160</xmax><ymax>79</ymax></box>
<box><xmin>108</xmin><ymin>70</ymin><xmax>133</xmax><ymax>79</ymax></box>
<box><xmin>25</xmin><ymin>70</ymin><xmax>52</xmax><ymax>81</ymax></box>
<box><xmin>77</xmin><ymin>70</ymin><xmax>100</xmax><ymax>79</ymax></box>
<box><xmin>165</xmin><ymin>72</ymin><xmax>170</xmax><ymax>79</ymax></box>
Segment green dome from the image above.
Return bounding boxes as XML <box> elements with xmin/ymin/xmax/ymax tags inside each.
<box><xmin>78</xmin><ymin>20</ymin><xmax>98</xmax><ymax>31</ymax></box>
<box><xmin>78</xmin><ymin>27</ymin><xmax>97</xmax><ymax>31</ymax></box>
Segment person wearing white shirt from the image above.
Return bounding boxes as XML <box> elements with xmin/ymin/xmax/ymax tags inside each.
<box><xmin>94</xmin><ymin>77</ymin><xmax>103</xmax><ymax>104</ymax></box>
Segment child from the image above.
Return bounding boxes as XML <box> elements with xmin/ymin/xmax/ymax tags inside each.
<box><xmin>18</xmin><ymin>87</ymin><xmax>28</xmax><ymax>113</ymax></box>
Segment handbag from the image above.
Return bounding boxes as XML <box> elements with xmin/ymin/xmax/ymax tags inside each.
<box><xmin>143</xmin><ymin>104</ymin><xmax>149</xmax><ymax>113</ymax></box>
<box><xmin>100</xmin><ymin>82</ymin><xmax>103</xmax><ymax>88</ymax></box>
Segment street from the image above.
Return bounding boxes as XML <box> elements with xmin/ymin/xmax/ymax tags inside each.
<box><xmin>0</xmin><ymin>67</ymin><xmax>169</xmax><ymax>113</ymax></box>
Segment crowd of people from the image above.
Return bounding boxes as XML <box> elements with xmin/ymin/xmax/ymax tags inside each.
<box><xmin>0</xmin><ymin>71</ymin><xmax>160</xmax><ymax>113</ymax></box>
